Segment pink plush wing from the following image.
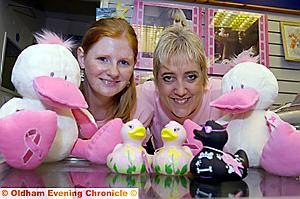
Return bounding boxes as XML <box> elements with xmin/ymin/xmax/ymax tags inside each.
<box><xmin>261</xmin><ymin>111</ymin><xmax>300</xmax><ymax>176</ymax></box>
<box><xmin>0</xmin><ymin>110</ymin><xmax>57</xmax><ymax>169</ymax></box>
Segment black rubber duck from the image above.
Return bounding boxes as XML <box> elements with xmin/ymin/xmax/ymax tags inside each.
<box><xmin>190</xmin><ymin>120</ymin><xmax>249</xmax><ymax>181</ymax></box>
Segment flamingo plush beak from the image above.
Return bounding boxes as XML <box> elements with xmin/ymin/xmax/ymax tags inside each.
<box><xmin>210</xmin><ymin>88</ymin><xmax>259</xmax><ymax>114</ymax></box>
<box><xmin>33</xmin><ymin>76</ymin><xmax>88</xmax><ymax>109</ymax></box>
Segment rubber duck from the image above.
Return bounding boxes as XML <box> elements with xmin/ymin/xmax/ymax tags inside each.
<box><xmin>152</xmin><ymin>121</ymin><xmax>193</xmax><ymax>175</ymax></box>
<box><xmin>190</xmin><ymin>120</ymin><xmax>248</xmax><ymax>181</ymax></box>
<box><xmin>107</xmin><ymin>119</ymin><xmax>150</xmax><ymax>174</ymax></box>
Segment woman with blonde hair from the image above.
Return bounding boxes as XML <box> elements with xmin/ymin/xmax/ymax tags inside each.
<box><xmin>134</xmin><ymin>26</ymin><xmax>223</xmax><ymax>151</ymax></box>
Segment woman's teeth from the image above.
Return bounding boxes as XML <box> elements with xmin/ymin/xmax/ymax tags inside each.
<box><xmin>100</xmin><ymin>78</ymin><xmax>119</xmax><ymax>85</ymax></box>
<box><xmin>173</xmin><ymin>98</ymin><xmax>189</xmax><ymax>104</ymax></box>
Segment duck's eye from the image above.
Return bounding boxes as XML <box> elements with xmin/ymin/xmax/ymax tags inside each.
<box><xmin>64</xmin><ymin>75</ymin><xmax>67</xmax><ymax>80</ymax></box>
<box><xmin>241</xmin><ymin>84</ymin><xmax>244</xmax><ymax>89</ymax></box>
<box><xmin>173</xmin><ymin>128</ymin><xmax>177</xmax><ymax>132</ymax></box>
<box><xmin>50</xmin><ymin>72</ymin><xmax>54</xmax><ymax>77</ymax></box>
<box><xmin>230</xmin><ymin>85</ymin><xmax>234</xmax><ymax>90</ymax></box>
<box><xmin>128</xmin><ymin>125</ymin><xmax>133</xmax><ymax>129</ymax></box>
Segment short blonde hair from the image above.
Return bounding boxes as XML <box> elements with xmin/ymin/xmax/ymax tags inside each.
<box><xmin>153</xmin><ymin>26</ymin><xmax>208</xmax><ymax>87</ymax></box>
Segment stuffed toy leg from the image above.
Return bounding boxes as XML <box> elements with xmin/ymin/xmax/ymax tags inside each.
<box><xmin>71</xmin><ymin>118</ymin><xmax>123</xmax><ymax>164</ymax></box>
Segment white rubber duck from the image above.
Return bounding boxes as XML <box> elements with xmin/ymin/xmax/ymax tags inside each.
<box><xmin>0</xmin><ymin>31</ymin><xmax>96</xmax><ymax>169</ymax></box>
<box><xmin>210</xmin><ymin>61</ymin><xmax>278</xmax><ymax>167</ymax></box>
<box><xmin>107</xmin><ymin>119</ymin><xmax>151</xmax><ymax>174</ymax></box>
<box><xmin>152</xmin><ymin>121</ymin><xmax>193</xmax><ymax>175</ymax></box>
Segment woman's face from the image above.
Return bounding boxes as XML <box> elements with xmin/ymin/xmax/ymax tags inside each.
<box><xmin>78</xmin><ymin>36</ymin><xmax>134</xmax><ymax>98</ymax></box>
<box><xmin>156</xmin><ymin>57</ymin><xmax>204</xmax><ymax>119</ymax></box>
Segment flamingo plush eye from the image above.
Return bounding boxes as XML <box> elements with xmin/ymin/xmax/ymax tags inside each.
<box><xmin>50</xmin><ymin>72</ymin><xmax>54</xmax><ymax>77</ymax></box>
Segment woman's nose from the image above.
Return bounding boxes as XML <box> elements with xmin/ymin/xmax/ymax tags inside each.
<box><xmin>107</xmin><ymin>62</ymin><xmax>119</xmax><ymax>78</ymax></box>
<box><xmin>174</xmin><ymin>81</ymin><xmax>187</xmax><ymax>96</ymax></box>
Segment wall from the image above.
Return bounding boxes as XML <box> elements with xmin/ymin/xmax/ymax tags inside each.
<box><xmin>267</xmin><ymin>14</ymin><xmax>300</xmax><ymax>108</ymax></box>
<box><xmin>0</xmin><ymin>1</ymin><xmax>94</xmax><ymax>106</ymax></box>
<box><xmin>0</xmin><ymin>0</ymin><xmax>46</xmax><ymax>105</ymax></box>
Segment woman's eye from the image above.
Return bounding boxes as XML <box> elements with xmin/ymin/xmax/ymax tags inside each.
<box><xmin>186</xmin><ymin>74</ymin><xmax>198</xmax><ymax>82</ymax></box>
<box><xmin>98</xmin><ymin>57</ymin><xmax>108</xmax><ymax>63</ymax></box>
<box><xmin>162</xmin><ymin>75</ymin><xmax>175</xmax><ymax>83</ymax></box>
<box><xmin>119</xmin><ymin>60</ymin><xmax>130</xmax><ymax>67</ymax></box>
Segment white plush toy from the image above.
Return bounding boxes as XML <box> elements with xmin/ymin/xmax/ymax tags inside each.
<box><xmin>210</xmin><ymin>59</ymin><xmax>278</xmax><ymax>167</ymax></box>
<box><xmin>0</xmin><ymin>31</ymin><xmax>123</xmax><ymax>169</ymax></box>
<box><xmin>210</xmin><ymin>55</ymin><xmax>300</xmax><ymax>176</ymax></box>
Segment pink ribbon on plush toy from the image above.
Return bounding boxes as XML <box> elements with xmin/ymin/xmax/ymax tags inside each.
<box><xmin>23</xmin><ymin>129</ymin><xmax>43</xmax><ymax>164</ymax></box>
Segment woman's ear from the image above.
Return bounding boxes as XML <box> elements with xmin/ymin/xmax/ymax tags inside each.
<box><xmin>77</xmin><ymin>47</ymin><xmax>85</xmax><ymax>69</ymax></box>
